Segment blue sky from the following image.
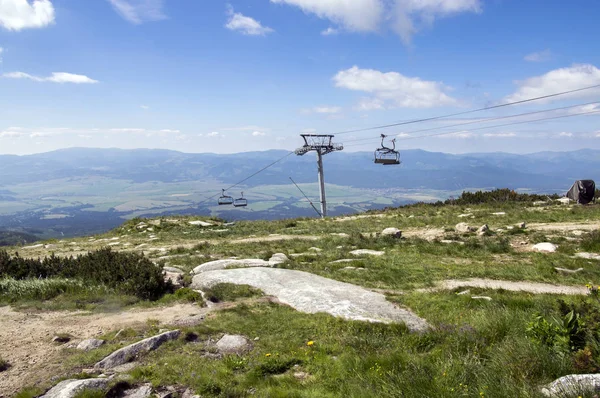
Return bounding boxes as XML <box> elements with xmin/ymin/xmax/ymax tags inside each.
<box><xmin>0</xmin><ymin>0</ymin><xmax>599</xmax><ymax>155</ymax></box>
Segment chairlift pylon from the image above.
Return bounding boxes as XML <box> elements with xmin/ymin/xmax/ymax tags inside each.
<box><xmin>218</xmin><ymin>189</ymin><xmax>234</xmax><ymax>205</ymax></box>
<box><xmin>374</xmin><ymin>134</ymin><xmax>401</xmax><ymax>165</ymax></box>
<box><xmin>233</xmin><ymin>192</ymin><xmax>248</xmax><ymax>207</ymax></box>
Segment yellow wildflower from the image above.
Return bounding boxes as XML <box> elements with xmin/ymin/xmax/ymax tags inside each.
<box><xmin>265</xmin><ymin>353</ymin><xmax>271</xmax><ymax>357</ymax></box>
<box><xmin>307</xmin><ymin>341</ymin><xmax>314</xmax><ymax>346</ymax></box>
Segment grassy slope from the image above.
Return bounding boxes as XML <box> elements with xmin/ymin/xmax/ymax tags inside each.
<box><xmin>5</xmin><ymin>202</ymin><xmax>600</xmax><ymax>397</ymax></box>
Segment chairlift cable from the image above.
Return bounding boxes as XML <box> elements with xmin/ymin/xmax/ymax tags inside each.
<box><xmin>334</xmin><ymin>84</ymin><xmax>600</xmax><ymax>136</ymax></box>
<box><xmin>344</xmin><ymin>109</ymin><xmax>600</xmax><ymax>148</ymax></box>
<box><xmin>343</xmin><ymin>100</ymin><xmax>600</xmax><ymax>145</ymax></box>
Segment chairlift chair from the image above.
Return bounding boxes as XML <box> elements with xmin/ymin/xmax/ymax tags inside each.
<box><xmin>233</xmin><ymin>192</ymin><xmax>248</xmax><ymax>207</ymax></box>
<box><xmin>374</xmin><ymin>134</ymin><xmax>401</xmax><ymax>165</ymax></box>
<box><xmin>218</xmin><ymin>189</ymin><xmax>234</xmax><ymax>205</ymax></box>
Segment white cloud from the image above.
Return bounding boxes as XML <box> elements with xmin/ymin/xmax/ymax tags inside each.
<box><xmin>321</xmin><ymin>27</ymin><xmax>338</xmax><ymax>36</ymax></box>
<box><xmin>221</xmin><ymin>125</ymin><xmax>270</xmax><ymax>132</ymax></box>
<box><xmin>524</xmin><ymin>49</ymin><xmax>552</xmax><ymax>62</ymax></box>
<box><xmin>441</xmin><ymin>131</ymin><xmax>474</xmax><ymax>139</ymax></box>
<box><xmin>78</xmin><ymin>134</ymin><xmax>92</xmax><ymax>138</ymax></box>
<box><xmin>160</xmin><ymin>129</ymin><xmax>180</xmax><ymax>133</ymax></box>
<box><xmin>29</xmin><ymin>131</ymin><xmax>55</xmax><ymax>137</ymax></box>
<box><xmin>0</xmin><ymin>130</ymin><xmax>24</xmax><ymax>137</ymax></box>
<box><xmin>0</xmin><ymin>0</ymin><xmax>55</xmax><ymax>31</ymax></box>
<box><xmin>110</xmin><ymin>128</ymin><xmax>145</xmax><ymax>133</ymax></box>
<box><xmin>392</xmin><ymin>0</ymin><xmax>481</xmax><ymax>44</ymax></box>
<box><xmin>107</xmin><ymin>0</ymin><xmax>166</xmax><ymax>24</ymax></box>
<box><xmin>225</xmin><ymin>5</ymin><xmax>273</xmax><ymax>36</ymax></box>
<box><xmin>558</xmin><ymin>132</ymin><xmax>573</xmax><ymax>137</ymax></box>
<box><xmin>3</xmin><ymin>71</ymin><xmax>98</xmax><ymax>83</ymax></box>
<box><xmin>0</xmin><ymin>47</ymin><xmax>3</xmax><ymax>63</ymax></box>
<box><xmin>303</xmin><ymin>106</ymin><xmax>342</xmax><ymax>114</ymax></box>
<box><xmin>140</xmin><ymin>105</ymin><xmax>149</xmax><ymax>110</ymax></box>
<box><xmin>207</xmin><ymin>131</ymin><xmax>221</xmax><ymax>137</ymax></box>
<box><xmin>334</xmin><ymin>66</ymin><xmax>456</xmax><ymax>109</ymax></box>
<box><xmin>252</xmin><ymin>131</ymin><xmax>266</xmax><ymax>137</ymax></box>
<box><xmin>396</xmin><ymin>133</ymin><xmax>410</xmax><ymax>138</ymax></box>
<box><xmin>505</xmin><ymin>64</ymin><xmax>600</xmax><ymax>103</ymax></box>
<box><xmin>482</xmin><ymin>132</ymin><xmax>517</xmax><ymax>138</ymax></box>
<box><xmin>271</xmin><ymin>0</ymin><xmax>383</xmax><ymax>32</ymax></box>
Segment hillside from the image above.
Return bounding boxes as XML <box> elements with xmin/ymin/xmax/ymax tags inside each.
<box><xmin>0</xmin><ymin>148</ymin><xmax>598</xmax><ymax>240</ymax></box>
<box><xmin>1</xmin><ymin>199</ymin><xmax>600</xmax><ymax>396</ymax></box>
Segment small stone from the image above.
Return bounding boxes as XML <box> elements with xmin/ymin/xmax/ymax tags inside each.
<box><xmin>554</xmin><ymin>267</ymin><xmax>584</xmax><ymax>274</ymax></box>
<box><xmin>76</xmin><ymin>339</ymin><xmax>105</xmax><ymax>351</ymax></box>
<box><xmin>121</xmin><ymin>383</ymin><xmax>152</xmax><ymax>398</ymax></box>
<box><xmin>350</xmin><ymin>249</ymin><xmax>384</xmax><ymax>256</ymax></box>
<box><xmin>517</xmin><ymin>222</ymin><xmax>527</xmax><ymax>229</ymax></box>
<box><xmin>533</xmin><ymin>243</ymin><xmax>558</xmax><ymax>253</ymax></box>
<box><xmin>381</xmin><ymin>228</ymin><xmax>402</xmax><ymax>238</ymax></box>
<box><xmin>308</xmin><ymin>247</ymin><xmax>322</xmax><ymax>252</ymax></box>
<box><xmin>471</xmin><ymin>296</ymin><xmax>492</xmax><ymax>301</ymax></box>
<box><xmin>456</xmin><ymin>289</ymin><xmax>471</xmax><ymax>295</ymax></box>
<box><xmin>182</xmin><ymin>389</ymin><xmax>201</xmax><ymax>398</ymax></box>
<box><xmin>477</xmin><ymin>224</ymin><xmax>489</xmax><ymax>236</ymax></box>
<box><xmin>455</xmin><ymin>223</ymin><xmax>475</xmax><ymax>233</ymax></box>
<box><xmin>216</xmin><ymin>334</ymin><xmax>251</xmax><ymax>354</ymax></box>
<box><xmin>269</xmin><ymin>253</ymin><xmax>289</xmax><ymax>264</ymax></box>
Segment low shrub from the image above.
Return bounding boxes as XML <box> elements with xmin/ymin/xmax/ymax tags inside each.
<box><xmin>0</xmin><ymin>248</ymin><xmax>170</xmax><ymax>300</ymax></box>
<box><xmin>581</xmin><ymin>230</ymin><xmax>600</xmax><ymax>252</ymax></box>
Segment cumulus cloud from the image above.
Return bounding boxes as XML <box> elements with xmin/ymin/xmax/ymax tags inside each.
<box><xmin>302</xmin><ymin>106</ymin><xmax>342</xmax><ymax>114</ymax></box>
<box><xmin>140</xmin><ymin>105</ymin><xmax>149</xmax><ymax>110</ymax></box>
<box><xmin>482</xmin><ymin>132</ymin><xmax>517</xmax><ymax>138</ymax></box>
<box><xmin>2</xmin><ymin>71</ymin><xmax>98</xmax><ymax>83</ymax></box>
<box><xmin>271</xmin><ymin>0</ymin><xmax>383</xmax><ymax>32</ymax></box>
<box><xmin>0</xmin><ymin>130</ymin><xmax>24</xmax><ymax>138</ymax></box>
<box><xmin>0</xmin><ymin>0</ymin><xmax>55</xmax><ymax>31</ymax></box>
<box><xmin>110</xmin><ymin>128</ymin><xmax>145</xmax><ymax>133</ymax></box>
<box><xmin>392</xmin><ymin>0</ymin><xmax>482</xmax><ymax>44</ymax></box>
<box><xmin>334</xmin><ymin>66</ymin><xmax>456</xmax><ymax>109</ymax></box>
<box><xmin>271</xmin><ymin>0</ymin><xmax>481</xmax><ymax>43</ymax></box>
<box><xmin>524</xmin><ymin>49</ymin><xmax>552</xmax><ymax>62</ymax></box>
<box><xmin>558</xmin><ymin>132</ymin><xmax>573</xmax><ymax>137</ymax></box>
<box><xmin>321</xmin><ymin>27</ymin><xmax>338</xmax><ymax>36</ymax></box>
<box><xmin>159</xmin><ymin>129</ymin><xmax>180</xmax><ymax>133</ymax></box>
<box><xmin>252</xmin><ymin>131</ymin><xmax>266</xmax><ymax>136</ymax></box>
<box><xmin>107</xmin><ymin>0</ymin><xmax>166</xmax><ymax>24</ymax></box>
<box><xmin>441</xmin><ymin>131</ymin><xmax>474</xmax><ymax>139</ymax></box>
<box><xmin>505</xmin><ymin>64</ymin><xmax>600</xmax><ymax>103</ymax></box>
<box><xmin>226</xmin><ymin>5</ymin><xmax>273</xmax><ymax>36</ymax></box>
<box><xmin>207</xmin><ymin>131</ymin><xmax>221</xmax><ymax>137</ymax></box>
<box><xmin>0</xmin><ymin>47</ymin><xmax>3</xmax><ymax>63</ymax></box>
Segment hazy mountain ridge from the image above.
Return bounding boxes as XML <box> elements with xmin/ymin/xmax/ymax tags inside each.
<box><xmin>1</xmin><ymin>148</ymin><xmax>598</xmax><ymax>191</ymax></box>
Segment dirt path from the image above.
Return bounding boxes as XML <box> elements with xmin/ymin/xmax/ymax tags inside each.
<box><xmin>0</xmin><ymin>304</ymin><xmax>205</xmax><ymax>396</ymax></box>
<box><xmin>422</xmin><ymin>278</ymin><xmax>588</xmax><ymax>295</ymax></box>
<box><xmin>527</xmin><ymin>221</ymin><xmax>600</xmax><ymax>232</ymax></box>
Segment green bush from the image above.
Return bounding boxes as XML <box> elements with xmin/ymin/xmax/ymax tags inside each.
<box><xmin>0</xmin><ymin>248</ymin><xmax>170</xmax><ymax>300</ymax></box>
<box><xmin>447</xmin><ymin>189</ymin><xmax>559</xmax><ymax>205</ymax></box>
<box><xmin>526</xmin><ymin>310</ymin><xmax>585</xmax><ymax>356</ymax></box>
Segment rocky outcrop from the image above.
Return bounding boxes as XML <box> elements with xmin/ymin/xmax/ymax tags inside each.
<box><xmin>381</xmin><ymin>228</ymin><xmax>402</xmax><ymax>238</ymax></box>
<box><xmin>541</xmin><ymin>373</ymin><xmax>600</xmax><ymax>397</ymax></box>
<box><xmin>95</xmin><ymin>330</ymin><xmax>180</xmax><ymax>369</ymax></box>
<box><xmin>191</xmin><ymin>253</ymin><xmax>288</xmax><ymax>275</ymax></box>
<box><xmin>41</xmin><ymin>378</ymin><xmax>109</xmax><ymax>398</ymax></box>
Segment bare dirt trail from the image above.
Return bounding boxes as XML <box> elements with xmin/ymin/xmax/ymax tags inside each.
<box><xmin>527</xmin><ymin>221</ymin><xmax>600</xmax><ymax>232</ymax></box>
<box><xmin>421</xmin><ymin>278</ymin><xmax>588</xmax><ymax>295</ymax></box>
<box><xmin>0</xmin><ymin>304</ymin><xmax>204</xmax><ymax>396</ymax></box>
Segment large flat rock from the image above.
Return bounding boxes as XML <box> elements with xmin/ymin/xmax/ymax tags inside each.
<box><xmin>192</xmin><ymin>268</ymin><xmax>429</xmax><ymax>332</ymax></box>
<box><xmin>191</xmin><ymin>254</ymin><xmax>288</xmax><ymax>274</ymax></box>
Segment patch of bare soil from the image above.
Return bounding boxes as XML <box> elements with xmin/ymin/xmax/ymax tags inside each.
<box><xmin>527</xmin><ymin>221</ymin><xmax>600</xmax><ymax>232</ymax></box>
<box><xmin>230</xmin><ymin>234</ymin><xmax>320</xmax><ymax>244</ymax></box>
<box><xmin>422</xmin><ymin>278</ymin><xmax>588</xmax><ymax>295</ymax></box>
<box><xmin>0</xmin><ymin>304</ymin><xmax>205</xmax><ymax>396</ymax></box>
<box><xmin>402</xmin><ymin>228</ymin><xmax>446</xmax><ymax>241</ymax></box>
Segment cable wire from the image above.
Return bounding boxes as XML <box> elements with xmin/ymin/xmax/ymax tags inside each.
<box><xmin>335</xmin><ymin>84</ymin><xmax>600</xmax><ymax>136</ymax></box>
<box><xmin>343</xmin><ymin>101</ymin><xmax>600</xmax><ymax>144</ymax></box>
<box><xmin>196</xmin><ymin>151</ymin><xmax>295</xmax><ymax>206</ymax></box>
<box><xmin>344</xmin><ymin>109</ymin><xmax>600</xmax><ymax>148</ymax></box>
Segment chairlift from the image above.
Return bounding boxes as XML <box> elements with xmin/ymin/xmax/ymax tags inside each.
<box><xmin>374</xmin><ymin>134</ymin><xmax>401</xmax><ymax>165</ymax></box>
<box><xmin>218</xmin><ymin>189</ymin><xmax>234</xmax><ymax>205</ymax></box>
<box><xmin>233</xmin><ymin>192</ymin><xmax>248</xmax><ymax>207</ymax></box>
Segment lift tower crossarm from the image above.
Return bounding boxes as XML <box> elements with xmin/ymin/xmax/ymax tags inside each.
<box><xmin>294</xmin><ymin>134</ymin><xmax>343</xmax><ymax>218</ymax></box>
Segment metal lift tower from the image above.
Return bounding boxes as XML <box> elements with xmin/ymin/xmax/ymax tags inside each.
<box><xmin>295</xmin><ymin>134</ymin><xmax>343</xmax><ymax>218</ymax></box>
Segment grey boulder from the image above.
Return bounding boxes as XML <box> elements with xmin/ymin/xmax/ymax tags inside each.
<box><xmin>216</xmin><ymin>334</ymin><xmax>251</xmax><ymax>354</ymax></box>
<box><xmin>41</xmin><ymin>378</ymin><xmax>109</xmax><ymax>398</ymax></box>
<box><xmin>95</xmin><ymin>330</ymin><xmax>180</xmax><ymax>369</ymax></box>
<box><xmin>76</xmin><ymin>338</ymin><xmax>105</xmax><ymax>351</ymax></box>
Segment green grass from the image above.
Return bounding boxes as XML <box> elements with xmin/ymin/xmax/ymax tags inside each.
<box><xmin>203</xmin><ymin>283</ymin><xmax>264</xmax><ymax>303</ymax></box>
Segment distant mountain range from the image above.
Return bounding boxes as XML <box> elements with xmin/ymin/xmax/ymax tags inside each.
<box><xmin>1</xmin><ymin>147</ymin><xmax>598</xmax><ymax>192</ymax></box>
<box><xmin>0</xmin><ymin>147</ymin><xmax>598</xmax><ymax>241</ymax></box>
